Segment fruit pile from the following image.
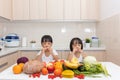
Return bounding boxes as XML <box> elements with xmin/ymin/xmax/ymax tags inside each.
<box><xmin>13</xmin><ymin>57</ymin><xmax>29</xmax><ymax>74</ymax></box>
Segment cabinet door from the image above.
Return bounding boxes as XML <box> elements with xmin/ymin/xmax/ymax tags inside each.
<box><xmin>61</xmin><ymin>51</ymin><xmax>70</xmax><ymax>60</ymax></box>
<box><xmin>0</xmin><ymin>51</ymin><xmax>20</xmax><ymax>72</ymax></box>
<box><xmin>12</xmin><ymin>0</ymin><xmax>29</xmax><ymax>20</ymax></box>
<box><xmin>0</xmin><ymin>56</ymin><xmax>9</xmax><ymax>72</ymax></box>
<box><xmin>30</xmin><ymin>0</ymin><xmax>46</xmax><ymax>20</ymax></box>
<box><xmin>84</xmin><ymin>51</ymin><xmax>106</xmax><ymax>61</ymax></box>
<box><xmin>9</xmin><ymin>51</ymin><xmax>21</xmax><ymax>65</ymax></box>
<box><xmin>64</xmin><ymin>0</ymin><xmax>81</xmax><ymax>20</ymax></box>
<box><xmin>0</xmin><ymin>0</ymin><xmax>12</xmax><ymax>19</ymax></box>
<box><xmin>81</xmin><ymin>0</ymin><xmax>99</xmax><ymax>20</ymax></box>
<box><xmin>47</xmin><ymin>0</ymin><xmax>63</xmax><ymax>20</ymax></box>
<box><xmin>21</xmin><ymin>51</ymin><xmax>38</xmax><ymax>60</ymax></box>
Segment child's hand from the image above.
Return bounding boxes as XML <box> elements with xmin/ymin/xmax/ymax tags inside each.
<box><xmin>73</xmin><ymin>47</ymin><xmax>78</xmax><ymax>54</ymax></box>
<box><xmin>47</xmin><ymin>47</ymin><xmax>53</xmax><ymax>54</ymax></box>
<box><xmin>76</xmin><ymin>46</ymin><xmax>83</xmax><ymax>53</ymax></box>
<box><xmin>41</xmin><ymin>47</ymin><xmax>47</xmax><ymax>53</ymax></box>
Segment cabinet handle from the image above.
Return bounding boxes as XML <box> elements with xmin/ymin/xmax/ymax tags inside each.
<box><xmin>0</xmin><ymin>62</ymin><xmax>8</xmax><ymax>68</ymax></box>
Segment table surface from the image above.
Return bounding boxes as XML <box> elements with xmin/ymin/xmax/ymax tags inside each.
<box><xmin>0</xmin><ymin>62</ymin><xmax>120</xmax><ymax>80</ymax></box>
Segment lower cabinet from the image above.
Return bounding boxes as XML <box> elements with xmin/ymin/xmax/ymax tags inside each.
<box><xmin>20</xmin><ymin>51</ymin><xmax>39</xmax><ymax>60</ymax></box>
<box><xmin>58</xmin><ymin>50</ymin><xmax>106</xmax><ymax>61</ymax></box>
<box><xmin>84</xmin><ymin>50</ymin><xmax>106</xmax><ymax>61</ymax></box>
<box><xmin>0</xmin><ymin>51</ymin><xmax>20</xmax><ymax>72</ymax></box>
<box><xmin>57</xmin><ymin>50</ymin><xmax>70</xmax><ymax>60</ymax></box>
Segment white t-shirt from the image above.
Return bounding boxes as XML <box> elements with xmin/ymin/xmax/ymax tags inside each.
<box><xmin>37</xmin><ymin>49</ymin><xmax>58</xmax><ymax>63</ymax></box>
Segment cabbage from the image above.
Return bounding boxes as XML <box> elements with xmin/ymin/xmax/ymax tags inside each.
<box><xmin>17</xmin><ymin>57</ymin><xmax>29</xmax><ymax>64</ymax></box>
<box><xmin>83</xmin><ymin>56</ymin><xmax>97</xmax><ymax>64</ymax></box>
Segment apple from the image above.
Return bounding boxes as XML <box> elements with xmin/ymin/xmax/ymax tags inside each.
<box><xmin>47</xmin><ymin>65</ymin><xmax>55</xmax><ymax>73</ymax></box>
<box><xmin>46</xmin><ymin>63</ymin><xmax>53</xmax><ymax>67</ymax></box>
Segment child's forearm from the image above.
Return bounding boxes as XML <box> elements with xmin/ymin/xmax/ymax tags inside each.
<box><xmin>35</xmin><ymin>53</ymin><xmax>43</xmax><ymax>61</ymax></box>
<box><xmin>51</xmin><ymin>53</ymin><xmax>58</xmax><ymax>61</ymax></box>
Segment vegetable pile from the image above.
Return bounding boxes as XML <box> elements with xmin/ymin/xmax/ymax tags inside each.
<box><xmin>65</xmin><ymin>56</ymin><xmax>110</xmax><ymax>78</ymax></box>
<box><xmin>13</xmin><ymin>56</ymin><xmax>110</xmax><ymax>79</ymax></box>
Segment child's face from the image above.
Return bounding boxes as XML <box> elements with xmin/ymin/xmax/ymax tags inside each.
<box><xmin>42</xmin><ymin>42</ymin><xmax>52</xmax><ymax>49</ymax></box>
<box><xmin>72</xmin><ymin>40</ymin><xmax>81</xmax><ymax>51</ymax></box>
<box><xmin>72</xmin><ymin>43</ymin><xmax>81</xmax><ymax>49</ymax></box>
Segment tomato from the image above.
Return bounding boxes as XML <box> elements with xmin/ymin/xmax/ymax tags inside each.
<box><xmin>29</xmin><ymin>73</ymin><xmax>40</xmax><ymax>78</ymax></box>
<box><xmin>42</xmin><ymin>68</ymin><xmax>48</xmax><ymax>75</ymax></box>
<box><xmin>75</xmin><ymin>74</ymin><xmax>85</xmax><ymax>79</ymax></box>
<box><xmin>48</xmin><ymin>74</ymin><xmax>56</xmax><ymax>79</ymax></box>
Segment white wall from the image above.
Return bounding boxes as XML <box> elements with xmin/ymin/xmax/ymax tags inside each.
<box><xmin>1</xmin><ymin>22</ymin><xmax>96</xmax><ymax>49</ymax></box>
<box><xmin>100</xmin><ymin>0</ymin><xmax>120</xmax><ymax>20</ymax></box>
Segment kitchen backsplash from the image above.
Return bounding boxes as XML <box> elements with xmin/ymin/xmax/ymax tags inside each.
<box><xmin>0</xmin><ymin>22</ymin><xmax>96</xmax><ymax>49</ymax></box>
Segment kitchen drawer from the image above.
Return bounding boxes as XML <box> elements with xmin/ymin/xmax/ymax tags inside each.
<box><xmin>0</xmin><ymin>51</ymin><xmax>20</xmax><ymax>72</ymax></box>
<box><xmin>0</xmin><ymin>56</ymin><xmax>9</xmax><ymax>72</ymax></box>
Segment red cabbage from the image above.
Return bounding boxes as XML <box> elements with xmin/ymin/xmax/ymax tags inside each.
<box><xmin>17</xmin><ymin>57</ymin><xmax>29</xmax><ymax>64</ymax></box>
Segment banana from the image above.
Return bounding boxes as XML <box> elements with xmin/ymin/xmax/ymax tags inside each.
<box><xmin>65</xmin><ymin>61</ymin><xmax>79</xmax><ymax>69</ymax></box>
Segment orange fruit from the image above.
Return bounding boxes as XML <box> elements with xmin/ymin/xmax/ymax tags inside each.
<box><xmin>42</xmin><ymin>67</ymin><xmax>48</xmax><ymax>75</ymax></box>
<box><xmin>18</xmin><ymin>63</ymin><xmax>24</xmax><ymax>71</ymax></box>
<box><xmin>54</xmin><ymin>69</ymin><xmax>62</xmax><ymax>76</ymax></box>
<box><xmin>13</xmin><ymin>65</ymin><xmax>22</xmax><ymax>74</ymax></box>
<box><xmin>18</xmin><ymin>63</ymin><xmax>24</xmax><ymax>68</ymax></box>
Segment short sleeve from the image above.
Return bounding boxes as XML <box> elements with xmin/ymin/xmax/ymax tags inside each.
<box><xmin>53</xmin><ymin>49</ymin><xmax>58</xmax><ymax>55</ymax></box>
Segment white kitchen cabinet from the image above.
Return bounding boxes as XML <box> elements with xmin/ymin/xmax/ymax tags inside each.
<box><xmin>84</xmin><ymin>50</ymin><xmax>106</xmax><ymax>61</ymax></box>
<box><xmin>47</xmin><ymin>0</ymin><xmax>63</xmax><ymax>20</ymax></box>
<box><xmin>12</xmin><ymin>0</ymin><xmax>29</xmax><ymax>20</ymax></box>
<box><xmin>0</xmin><ymin>51</ymin><xmax>20</xmax><ymax>72</ymax></box>
<box><xmin>61</xmin><ymin>51</ymin><xmax>70</xmax><ymax>60</ymax></box>
<box><xmin>59</xmin><ymin>50</ymin><xmax>106</xmax><ymax>61</ymax></box>
<box><xmin>64</xmin><ymin>0</ymin><xmax>81</xmax><ymax>20</ymax></box>
<box><xmin>21</xmin><ymin>51</ymin><xmax>38</xmax><ymax>60</ymax></box>
<box><xmin>0</xmin><ymin>0</ymin><xmax>12</xmax><ymax>19</ymax></box>
<box><xmin>29</xmin><ymin>0</ymin><xmax>46</xmax><ymax>20</ymax></box>
<box><xmin>81</xmin><ymin>0</ymin><xmax>99</xmax><ymax>20</ymax></box>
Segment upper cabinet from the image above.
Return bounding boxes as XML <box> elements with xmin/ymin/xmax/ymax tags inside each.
<box><xmin>0</xmin><ymin>0</ymin><xmax>99</xmax><ymax>21</ymax></box>
<box><xmin>64</xmin><ymin>0</ymin><xmax>81</xmax><ymax>20</ymax></box>
<box><xmin>47</xmin><ymin>0</ymin><xmax>63</xmax><ymax>20</ymax></box>
<box><xmin>0</xmin><ymin>0</ymin><xmax>12</xmax><ymax>19</ymax></box>
<box><xmin>12</xmin><ymin>0</ymin><xmax>29</xmax><ymax>20</ymax></box>
<box><xmin>81</xmin><ymin>0</ymin><xmax>99</xmax><ymax>20</ymax></box>
<box><xmin>29</xmin><ymin>0</ymin><xmax>46</xmax><ymax>20</ymax></box>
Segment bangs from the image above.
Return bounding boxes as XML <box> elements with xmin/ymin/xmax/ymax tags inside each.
<box><xmin>41</xmin><ymin>35</ymin><xmax>53</xmax><ymax>43</ymax></box>
<box><xmin>42</xmin><ymin>38</ymin><xmax>51</xmax><ymax>42</ymax></box>
<box><xmin>73</xmin><ymin>39</ymin><xmax>80</xmax><ymax>44</ymax></box>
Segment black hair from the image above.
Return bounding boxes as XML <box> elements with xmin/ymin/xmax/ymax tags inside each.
<box><xmin>41</xmin><ymin>35</ymin><xmax>53</xmax><ymax>43</ymax></box>
<box><xmin>70</xmin><ymin>37</ymin><xmax>83</xmax><ymax>51</ymax></box>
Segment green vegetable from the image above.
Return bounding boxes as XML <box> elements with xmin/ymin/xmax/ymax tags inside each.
<box><xmin>78</xmin><ymin>65</ymin><xmax>85</xmax><ymax>71</ymax></box>
<box><xmin>78</xmin><ymin>60</ymin><xmax>110</xmax><ymax>77</ymax></box>
<box><xmin>62</xmin><ymin>64</ymin><xmax>69</xmax><ymax>70</ymax></box>
<box><xmin>73</xmin><ymin>69</ymin><xmax>81</xmax><ymax>75</ymax></box>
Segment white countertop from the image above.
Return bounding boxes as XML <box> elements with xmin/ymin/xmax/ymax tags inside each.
<box><xmin>0</xmin><ymin>62</ymin><xmax>119</xmax><ymax>80</ymax></box>
<box><xmin>0</xmin><ymin>46</ymin><xmax>106</xmax><ymax>57</ymax></box>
